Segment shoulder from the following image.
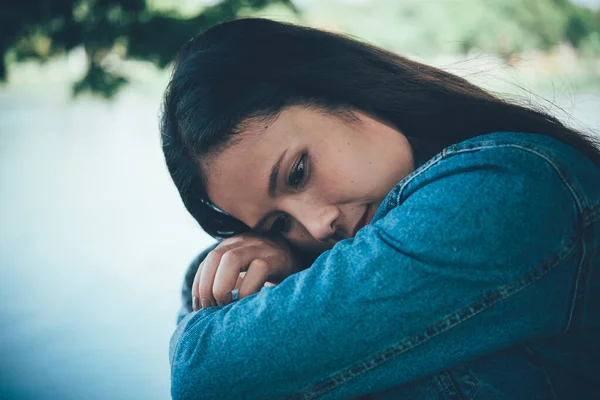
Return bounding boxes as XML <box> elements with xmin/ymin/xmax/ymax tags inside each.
<box><xmin>378</xmin><ymin>131</ymin><xmax>581</xmax><ymax>215</ymax></box>
<box><xmin>367</xmin><ymin>131</ymin><xmax>580</xmax><ymax>274</ymax></box>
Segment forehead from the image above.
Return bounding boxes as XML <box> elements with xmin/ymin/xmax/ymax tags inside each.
<box><xmin>202</xmin><ymin>106</ymin><xmax>357</xmax><ymax>226</ymax></box>
<box><xmin>203</xmin><ymin>107</ymin><xmax>307</xmax><ymax>225</ymax></box>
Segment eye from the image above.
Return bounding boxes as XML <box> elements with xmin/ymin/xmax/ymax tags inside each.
<box><xmin>270</xmin><ymin>215</ymin><xmax>291</xmax><ymax>234</ymax></box>
<box><xmin>288</xmin><ymin>153</ymin><xmax>307</xmax><ymax>188</ymax></box>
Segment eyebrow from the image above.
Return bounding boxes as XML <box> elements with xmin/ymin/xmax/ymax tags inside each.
<box><xmin>268</xmin><ymin>149</ymin><xmax>287</xmax><ymax>198</ymax></box>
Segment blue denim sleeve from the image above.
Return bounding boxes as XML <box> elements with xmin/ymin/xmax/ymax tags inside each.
<box><xmin>169</xmin><ymin>145</ymin><xmax>579</xmax><ymax>400</ymax></box>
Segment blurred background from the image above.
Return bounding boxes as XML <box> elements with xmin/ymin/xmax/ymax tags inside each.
<box><xmin>1</xmin><ymin>0</ymin><xmax>599</xmax><ymax>399</ymax></box>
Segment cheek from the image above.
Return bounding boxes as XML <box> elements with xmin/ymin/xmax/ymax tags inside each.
<box><xmin>364</xmin><ymin>157</ymin><xmax>404</xmax><ymax>197</ymax></box>
<box><xmin>313</xmin><ymin>156</ymin><xmax>363</xmax><ymax>200</ymax></box>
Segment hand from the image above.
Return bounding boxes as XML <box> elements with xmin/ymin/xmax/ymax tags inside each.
<box><xmin>192</xmin><ymin>233</ymin><xmax>302</xmax><ymax>310</ymax></box>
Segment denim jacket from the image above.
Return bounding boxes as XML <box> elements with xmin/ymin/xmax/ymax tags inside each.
<box><xmin>169</xmin><ymin>131</ymin><xmax>600</xmax><ymax>399</ymax></box>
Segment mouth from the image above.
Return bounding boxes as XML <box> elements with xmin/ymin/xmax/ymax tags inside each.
<box><xmin>352</xmin><ymin>204</ymin><xmax>374</xmax><ymax>237</ymax></box>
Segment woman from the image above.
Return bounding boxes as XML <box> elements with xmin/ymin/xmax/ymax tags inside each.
<box><xmin>162</xmin><ymin>18</ymin><xmax>600</xmax><ymax>399</ymax></box>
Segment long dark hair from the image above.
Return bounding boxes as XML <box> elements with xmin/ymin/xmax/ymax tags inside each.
<box><xmin>160</xmin><ymin>17</ymin><xmax>600</xmax><ymax>240</ymax></box>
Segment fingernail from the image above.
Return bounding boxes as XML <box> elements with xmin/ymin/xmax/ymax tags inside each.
<box><xmin>192</xmin><ymin>296</ymin><xmax>199</xmax><ymax>311</ymax></box>
<box><xmin>201</xmin><ymin>298</ymin><xmax>210</xmax><ymax>308</ymax></box>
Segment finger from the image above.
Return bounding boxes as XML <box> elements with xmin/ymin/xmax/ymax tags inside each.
<box><xmin>237</xmin><ymin>259</ymin><xmax>271</xmax><ymax>301</ymax></box>
<box><xmin>191</xmin><ymin>259</ymin><xmax>205</xmax><ymax>311</ymax></box>
<box><xmin>212</xmin><ymin>246</ymin><xmax>262</xmax><ymax>306</ymax></box>
<box><xmin>192</xmin><ymin>241</ymin><xmax>254</xmax><ymax>311</ymax></box>
<box><xmin>196</xmin><ymin>242</ymin><xmax>241</xmax><ymax>309</ymax></box>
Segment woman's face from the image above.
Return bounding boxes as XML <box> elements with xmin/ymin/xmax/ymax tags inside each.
<box><xmin>203</xmin><ymin>105</ymin><xmax>415</xmax><ymax>252</ymax></box>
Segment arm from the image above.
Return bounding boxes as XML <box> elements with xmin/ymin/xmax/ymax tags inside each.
<box><xmin>170</xmin><ymin>146</ymin><xmax>580</xmax><ymax>399</ymax></box>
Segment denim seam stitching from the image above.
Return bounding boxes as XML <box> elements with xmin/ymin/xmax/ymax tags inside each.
<box><xmin>386</xmin><ymin>153</ymin><xmax>445</xmax><ymax>208</ymax></box>
<box><xmin>433</xmin><ymin>373</ymin><xmax>451</xmax><ymax>398</ymax></box>
<box><xmin>564</xmin><ymin>204</ymin><xmax>600</xmax><ymax>331</ymax></box>
<box><xmin>449</xmin><ymin>364</ymin><xmax>479</xmax><ymax>399</ymax></box>
<box><xmin>294</xmin><ymin>229</ymin><xmax>579</xmax><ymax>399</ymax></box>
<box><xmin>435</xmin><ymin>370</ymin><xmax>464</xmax><ymax>400</ymax></box>
<box><xmin>398</xmin><ymin>142</ymin><xmax>589</xmax><ymax>333</ymax></box>
<box><xmin>395</xmin><ymin>143</ymin><xmax>585</xmax><ymax>214</ymax></box>
<box><xmin>584</xmin><ymin>202</ymin><xmax>600</xmax><ymax>226</ymax></box>
<box><xmin>564</xmin><ymin>231</ymin><xmax>586</xmax><ymax>332</ymax></box>
<box><xmin>397</xmin><ymin>142</ymin><xmax>589</xmax><ymax>332</ymax></box>
<box><xmin>488</xmin><ymin>143</ymin><xmax>592</xmax><ymax>334</ymax></box>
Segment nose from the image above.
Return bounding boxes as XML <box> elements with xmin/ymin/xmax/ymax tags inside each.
<box><xmin>284</xmin><ymin>200</ymin><xmax>339</xmax><ymax>242</ymax></box>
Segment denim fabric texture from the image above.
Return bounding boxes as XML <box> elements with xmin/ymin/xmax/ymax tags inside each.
<box><xmin>170</xmin><ymin>131</ymin><xmax>600</xmax><ymax>399</ymax></box>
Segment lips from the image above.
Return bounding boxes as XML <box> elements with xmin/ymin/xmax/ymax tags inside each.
<box><xmin>352</xmin><ymin>204</ymin><xmax>374</xmax><ymax>237</ymax></box>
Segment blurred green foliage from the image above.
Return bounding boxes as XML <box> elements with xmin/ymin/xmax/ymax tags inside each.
<box><xmin>1</xmin><ymin>0</ymin><xmax>598</xmax><ymax>97</ymax></box>
<box><xmin>301</xmin><ymin>0</ymin><xmax>600</xmax><ymax>59</ymax></box>
<box><xmin>1</xmin><ymin>0</ymin><xmax>297</xmax><ymax>97</ymax></box>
